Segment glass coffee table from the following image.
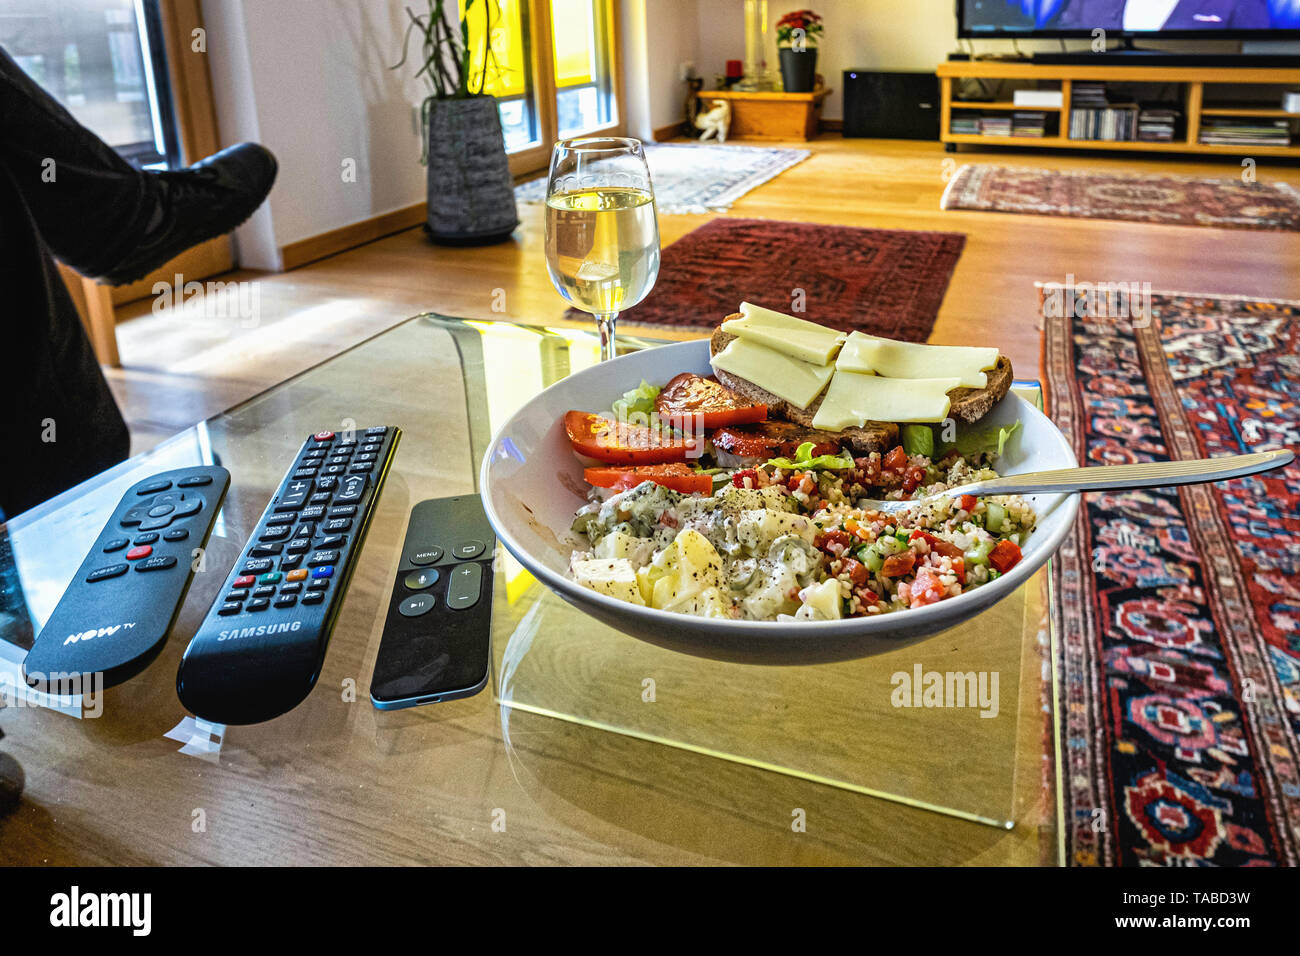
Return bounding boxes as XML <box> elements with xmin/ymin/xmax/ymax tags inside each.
<box><xmin>0</xmin><ymin>315</ymin><xmax>1063</xmax><ymax>865</ymax></box>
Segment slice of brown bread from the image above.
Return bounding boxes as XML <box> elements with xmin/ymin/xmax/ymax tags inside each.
<box><xmin>709</xmin><ymin>317</ymin><xmax>1013</xmax><ymax>454</ymax></box>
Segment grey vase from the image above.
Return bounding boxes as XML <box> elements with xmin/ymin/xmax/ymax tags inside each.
<box><xmin>425</xmin><ymin>96</ymin><xmax>519</xmax><ymax>245</ymax></box>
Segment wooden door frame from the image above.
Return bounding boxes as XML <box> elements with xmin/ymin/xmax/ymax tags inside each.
<box><xmin>63</xmin><ymin>0</ymin><xmax>232</xmax><ymax>365</ymax></box>
<box><xmin>509</xmin><ymin>0</ymin><xmax>626</xmax><ymax>177</ymax></box>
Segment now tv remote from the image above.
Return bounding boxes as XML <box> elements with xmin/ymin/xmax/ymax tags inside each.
<box><xmin>23</xmin><ymin>466</ymin><xmax>230</xmax><ymax>691</ymax></box>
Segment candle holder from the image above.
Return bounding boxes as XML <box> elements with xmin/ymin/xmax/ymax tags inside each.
<box><xmin>735</xmin><ymin>0</ymin><xmax>778</xmax><ymax>91</ymax></box>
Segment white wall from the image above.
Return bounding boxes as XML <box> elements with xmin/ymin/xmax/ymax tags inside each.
<box><xmin>202</xmin><ymin>0</ymin><xmax>432</xmax><ymax>269</ymax></box>
<box><xmin>641</xmin><ymin>0</ymin><xmax>701</xmax><ymax>136</ymax></box>
<box><xmin>205</xmin><ymin>0</ymin><xmax>698</xmax><ymax>266</ymax></box>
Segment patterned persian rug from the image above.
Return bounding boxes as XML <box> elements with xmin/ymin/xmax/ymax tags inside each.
<box><xmin>515</xmin><ymin>142</ymin><xmax>809</xmax><ymax>215</ymax></box>
<box><xmin>944</xmin><ymin>165</ymin><xmax>1300</xmax><ymax>231</ymax></box>
<box><xmin>1043</xmin><ymin>289</ymin><xmax>1300</xmax><ymax>866</ymax></box>
<box><xmin>601</xmin><ymin>218</ymin><xmax>965</xmax><ymax>338</ymax></box>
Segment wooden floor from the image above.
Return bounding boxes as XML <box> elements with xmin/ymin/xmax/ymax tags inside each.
<box><xmin>107</xmin><ymin>135</ymin><xmax>1300</xmax><ymax>455</ymax></box>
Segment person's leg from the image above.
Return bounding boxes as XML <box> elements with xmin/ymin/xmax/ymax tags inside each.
<box><xmin>0</xmin><ymin>44</ymin><xmax>155</xmax><ymax>277</ymax></box>
<box><xmin>0</xmin><ymin>43</ymin><xmax>276</xmax><ymax>286</ymax></box>
<box><xmin>0</xmin><ymin>161</ymin><xmax>130</xmax><ymax>517</ymax></box>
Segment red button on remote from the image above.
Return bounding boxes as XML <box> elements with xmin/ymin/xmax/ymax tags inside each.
<box><xmin>233</xmin><ymin>574</ymin><xmax>256</xmax><ymax>588</ymax></box>
<box><xmin>313</xmin><ymin>431</ymin><xmax>335</xmax><ymax>442</ymax></box>
<box><xmin>126</xmin><ymin>545</ymin><xmax>152</xmax><ymax>560</ymax></box>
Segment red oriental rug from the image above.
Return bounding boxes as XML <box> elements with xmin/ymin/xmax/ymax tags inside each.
<box><xmin>1043</xmin><ymin>289</ymin><xmax>1300</xmax><ymax>866</ymax></box>
<box><xmin>580</xmin><ymin>218</ymin><xmax>966</xmax><ymax>340</ymax></box>
<box><xmin>944</xmin><ymin>165</ymin><xmax>1300</xmax><ymax>231</ymax></box>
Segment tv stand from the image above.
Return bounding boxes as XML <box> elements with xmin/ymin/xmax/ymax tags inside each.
<box><xmin>938</xmin><ymin>59</ymin><xmax>1300</xmax><ymax>158</ymax></box>
<box><xmin>1033</xmin><ymin>50</ymin><xmax>1300</xmax><ymax>67</ymax></box>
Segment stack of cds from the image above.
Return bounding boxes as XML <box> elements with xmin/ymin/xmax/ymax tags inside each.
<box><xmin>950</xmin><ymin>114</ymin><xmax>980</xmax><ymax>136</ymax></box>
<box><xmin>979</xmin><ymin>115</ymin><xmax>1012</xmax><ymax>136</ymax></box>
<box><xmin>1012</xmin><ymin>111</ymin><xmax>1047</xmax><ymax>137</ymax></box>
<box><xmin>1199</xmin><ymin>117</ymin><xmax>1292</xmax><ymax>147</ymax></box>
<box><xmin>1137</xmin><ymin>106</ymin><xmax>1180</xmax><ymax>142</ymax></box>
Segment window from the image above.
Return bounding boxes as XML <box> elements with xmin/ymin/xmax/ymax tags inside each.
<box><xmin>2</xmin><ymin>0</ymin><xmax>181</xmax><ymax>169</ymax></box>
<box><xmin>551</xmin><ymin>0</ymin><xmax>617</xmax><ymax>138</ymax></box>
<box><xmin>463</xmin><ymin>0</ymin><xmax>623</xmax><ymax>174</ymax></box>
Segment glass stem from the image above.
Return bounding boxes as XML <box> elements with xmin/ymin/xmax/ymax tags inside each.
<box><xmin>596</xmin><ymin>312</ymin><xmax>619</xmax><ymax>363</ymax></box>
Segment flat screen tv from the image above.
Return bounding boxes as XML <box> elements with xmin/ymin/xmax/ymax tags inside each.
<box><xmin>958</xmin><ymin>0</ymin><xmax>1300</xmax><ymax>37</ymax></box>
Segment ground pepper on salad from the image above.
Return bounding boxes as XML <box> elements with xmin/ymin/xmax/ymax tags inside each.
<box><xmin>564</xmin><ymin>376</ymin><xmax>1033</xmax><ymax>623</ymax></box>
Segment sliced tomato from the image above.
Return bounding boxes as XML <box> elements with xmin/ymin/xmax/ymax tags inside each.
<box><xmin>989</xmin><ymin>539</ymin><xmax>1023</xmax><ymax>574</ymax></box>
<box><xmin>713</xmin><ymin>421</ymin><xmax>840</xmax><ymax>461</ymax></box>
<box><xmin>654</xmin><ymin>373</ymin><xmax>767</xmax><ymax>429</ymax></box>
<box><xmin>883</xmin><ymin>446</ymin><xmax>909</xmax><ymax>471</ymax></box>
<box><xmin>958</xmin><ymin>494</ymin><xmax>978</xmax><ymax>513</ymax></box>
<box><xmin>563</xmin><ymin>410</ymin><xmax>701</xmax><ymax>464</ymax></box>
<box><xmin>584</xmin><ymin>463</ymin><xmax>713</xmax><ymax>495</ymax></box>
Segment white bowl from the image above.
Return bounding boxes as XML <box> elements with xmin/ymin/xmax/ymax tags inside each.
<box><xmin>480</xmin><ymin>339</ymin><xmax>1079</xmax><ymax>665</ymax></box>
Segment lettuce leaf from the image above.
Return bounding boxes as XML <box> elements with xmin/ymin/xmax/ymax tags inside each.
<box><xmin>612</xmin><ymin>380</ymin><xmax>661</xmax><ymax>421</ymax></box>
<box><xmin>940</xmin><ymin>421</ymin><xmax>1021</xmax><ymax>461</ymax></box>
<box><xmin>764</xmin><ymin>441</ymin><xmax>854</xmax><ymax>472</ymax></box>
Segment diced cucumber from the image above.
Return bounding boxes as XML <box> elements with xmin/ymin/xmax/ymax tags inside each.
<box><xmin>860</xmin><ymin>545</ymin><xmax>884</xmax><ymax>573</ymax></box>
<box><xmin>964</xmin><ymin>539</ymin><xmax>994</xmax><ymax>567</ymax></box>
<box><xmin>985</xmin><ymin>502</ymin><xmax>1006</xmax><ymax>533</ymax></box>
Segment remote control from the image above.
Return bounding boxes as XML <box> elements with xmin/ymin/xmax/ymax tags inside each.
<box><xmin>176</xmin><ymin>426</ymin><xmax>400</xmax><ymax>724</ymax></box>
<box><xmin>22</xmin><ymin>466</ymin><xmax>230</xmax><ymax>691</ymax></box>
<box><xmin>370</xmin><ymin>495</ymin><xmax>496</xmax><ymax>710</ymax></box>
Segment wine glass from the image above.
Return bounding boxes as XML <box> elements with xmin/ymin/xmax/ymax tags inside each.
<box><xmin>544</xmin><ymin>137</ymin><xmax>660</xmax><ymax>362</ymax></box>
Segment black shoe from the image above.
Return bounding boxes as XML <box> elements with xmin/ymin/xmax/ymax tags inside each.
<box><xmin>98</xmin><ymin>143</ymin><xmax>277</xmax><ymax>286</ymax></box>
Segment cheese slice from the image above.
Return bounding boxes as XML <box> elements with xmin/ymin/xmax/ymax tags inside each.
<box><xmin>811</xmin><ymin>370</ymin><xmax>962</xmax><ymax>431</ymax></box>
<box><xmin>836</xmin><ymin>332</ymin><xmax>998</xmax><ymax>389</ymax></box>
<box><xmin>711</xmin><ymin>337</ymin><xmax>834</xmax><ymax>410</ymax></box>
<box><xmin>721</xmin><ymin>303</ymin><xmax>847</xmax><ymax>365</ymax></box>
<box><xmin>722</xmin><ymin>318</ymin><xmax>847</xmax><ymax>366</ymax></box>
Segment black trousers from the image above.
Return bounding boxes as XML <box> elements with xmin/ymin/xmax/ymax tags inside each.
<box><xmin>0</xmin><ymin>44</ymin><xmax>152</xmax><ymax>519</ymax></box>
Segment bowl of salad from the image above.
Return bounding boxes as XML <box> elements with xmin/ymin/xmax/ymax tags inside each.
<box><xmin>479</xmin><ymin>338</ymin><xmax>1078</xmax><ymax>665</ymax></box>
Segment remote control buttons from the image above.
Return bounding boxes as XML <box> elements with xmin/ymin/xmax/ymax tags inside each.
<box><xmin>313</xmin><ymin>430</ymin><xmax>335</xmax><ymax>442</ymax></box>
<box><xmin>164</xmin><ymin>529</ymin><xmax>189</xmax><ymax>542</ymax></box>
<box><xmin>335</xmin><ymin>474</ymin><xmax>368</xmax><ymax>505</ymax></box>
<box><xmin>242</xmin><ymin>559</ymin><xmax>274</xmax><ymax>574</ymax></box>
<box><xmin>147</xmin><ymin>503</ymin><xmax>175</xmax><ymax>518</ymax></box>
<box><xmin>308</xmin><ymin>550</ymin><xmax>340</xmax><ymax>567</ymax></box>
<box><xmin>87</xmin><ymin>563</ymin><xmax>129</xmax><ymax>583</ymax></box>
<box><xmin>177</xmin><ymin>475</ymin><xmax>212</xmax><ymax>487</ymax></box>
<box><xmin>410</xmin><ymin>546</ymin><xmax>443</xmax><ymax>566</ymax></box>
<box><xmin>452</xmin><ymin>540</ymin><xmax>485</xmax><ymax>560</ymax></box>
<box><xmin>399</xmin><ymin>594</ymin><xmax>435</xmax><ymax>617</ymax></box>
<box><xmin>259</xmin><ymin>572</ymin><xmax>283</xmax><ymax>585</ymax></box>
<box><xmin>218</xmin><ymin>602</ymin><xmax>242</xmax><ymax>616</ymax></box>
<box><xmin>103</xmin><ymin>537</ymin><xmax>129</xmax><ymax>553</ymax></box>
<box><xmin>286</xmin><ymin>569</ymin><xmax>309</xmax><ymax>582</ymax></box>
<box><xmin>136</xmin><ymin>479</ymin><xmax>172</xmax><ymax>495</ymax></box>
<box><xmin>134</xmin><ymin>532</ymin><xmax>160</xmax><ymax>545</ymax></box>
<box><xmin>404</xmin><ymin>568</ymin><xmax>439</xmax><ymax>590</ymax></box>
<box><xmin>126</xmin><ymin>545</ymin><xmax>153</xmax><ymax>561</ymax></box>
<box><xmin>312</xmin><ymin>566</ymin><xmax>334</xmax><ymax>579</ymax></box>
<box><xmin>135</xmin><ymin>555</ymin><xmax>178</xmax><ymax>572</ymax></box>
<box><xmin>233</xmin><ymin>575</ymin><xmax>256</xmax><ymax>588</ymax></box>
<box><xmin>446</xmin><ymin>563</ymin><xmax>483</xmax><ymax>610</ymax></box>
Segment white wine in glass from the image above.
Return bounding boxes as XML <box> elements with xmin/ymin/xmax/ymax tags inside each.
<box><xmin>544</xmin><ymin>138</ymin><xmax>660</xmax><ymax>362</ymax></box>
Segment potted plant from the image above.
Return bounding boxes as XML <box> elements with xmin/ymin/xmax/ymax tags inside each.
<box><xmin>776</xmin><ymin>9</ymin><xmax>823</xmax><ymax>94</ymax></box>
<box><xmin>394</xmin><ymin>0</ymin><xmax>519</xmax><ymax>245</ymax></box>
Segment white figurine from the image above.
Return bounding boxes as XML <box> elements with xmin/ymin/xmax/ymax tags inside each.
<box><xmin>694</xmin><ymin>99</ymin><xmax>731</xmax><ymax>143</ymax></box>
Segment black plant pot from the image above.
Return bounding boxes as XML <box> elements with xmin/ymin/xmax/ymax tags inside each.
<box><xmin>779</xmin><ymin>48</ymin><xmax>818</xmax><ymax>94</ymax></box>
<box><xmin>425</xmin><ymin>96</ymin><xmax>519</xmax><ymax>246</ymax></box>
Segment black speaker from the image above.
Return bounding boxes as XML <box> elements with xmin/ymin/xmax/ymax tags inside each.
<box><xmin>842</xmin><ymin>71</ymin><xmax>940</xmax><ymax>140</ymax></box>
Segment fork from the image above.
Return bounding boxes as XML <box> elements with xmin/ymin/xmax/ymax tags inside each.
<box><xmin>857</xmin><ymin>449</ymin><xmax>1294</xmax><ymax>516</ymax></box>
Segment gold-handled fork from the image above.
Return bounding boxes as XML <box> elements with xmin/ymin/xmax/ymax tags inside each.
<box><xmin>857</xmin><ymin>449</ymin><xmax>1295</xmax><ymax>516</ymax></box>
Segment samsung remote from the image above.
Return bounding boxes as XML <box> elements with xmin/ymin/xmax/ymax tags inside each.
<box><xmin>176</xmin><ymin>426</ymin><xmax>400</xmax><ymax>724</ymax></box>
<box><xmin>370</xmin><ymin>495</ymin><xmax>496</xmax><ymax>710</ymax></box>
<box><xmin>22</xmin><ymin>466</ymin><xmax>230</xmax><ymax>691</ymax></box>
